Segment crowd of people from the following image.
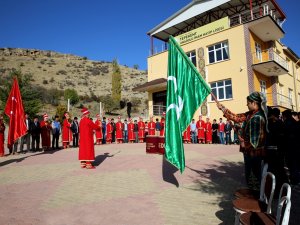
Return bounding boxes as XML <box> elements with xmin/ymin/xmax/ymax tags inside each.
<box><xmin>1</xmin><ymin>91</ymin><xmax>300</xmax><ymax>178</ymax></box>
<box><xmin>182</xmin><ymin>116</ymin><xmax>237</xmax><ymax>145</ymax></box>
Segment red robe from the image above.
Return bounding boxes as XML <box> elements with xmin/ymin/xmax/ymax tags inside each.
<box><xmin>78</xmin><ymin>117</ymin><xmax>99</xmax><ymax>161</ymax></box>
<box><xmin>183</xmin><ymin>125</ymin><xmax>191</xmax><ymax>143</ymax></box>
<box><xmin>0</xmin><ymin>122</ymin><xmax>5</xmax><ymax>157</ymax></box>
<box><xmin>196</xmin><ymin>120</ymin><xmax>206</xmax><ymax>140</ymax></box>
<box><xmin>160</xmin><ymin>119</ymin><xmax>165</xmax><ymax>136</ymax></box>
<box><xmin>205</xmin><ymin>122</ymin><xmax>212</xmax><ymax>143</ymax></box>
<box><xmin>138</xmin><ymin>121</ymin><xmax>145</xmax><ymax>140</ymax></box>
<box><xmin>62</xmin><ymin>119</ymin><xmax>72</xmax><ymax>144</ymax></box>
<box><xmin>116</xmin><ymin>121</ymin><xmax>124</xmax><ymax>140</ymax></box>
<box><xmin>128</xmin><ymin>122</ymin><xmax>135</xmax><ymax>142</ymax></box>
<box><xmin>94</xmin><ymin>120</ymin><xmax>103</xmax><ymax>140</ymax></box>
<box><xmin>106</xmin><ymin>123</ymin><xmax>113</xmax><ymax>143</ymax></box>
<box><xmin>148</xmin><ymin>121</ymin><xmax>156</xmax><ymax>135</ymax></box>
<box><xmin>40</xmin><ymin>121</ymin><xmax>52</xmax><ymax>148</ymax></box>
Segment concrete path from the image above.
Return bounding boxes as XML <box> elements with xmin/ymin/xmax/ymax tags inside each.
<box><xmin>0</xmin><ymin>143</ymin><xmax>298</xmax><ymax>225</ymax></box>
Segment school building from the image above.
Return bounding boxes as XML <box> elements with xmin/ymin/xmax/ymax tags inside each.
<box><xmin>133</xmin><ymin>0</ymin><xmax>300</xmax><ymax>120</ymax></box>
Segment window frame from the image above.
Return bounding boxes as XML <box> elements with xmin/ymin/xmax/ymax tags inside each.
<box><xmin>210</xmin><ymin>79</ymin><xmax>233</xmax><ymax>101</ymax></box>
<box><xmin>207</xmin><ymin>41</ymin><xmax>229</xmax><ymax>64</ymax></box>
<box><xmin>260</xmin><ymin>80</ymin><xmax>267</xmax><ymax>94</ymax></box>
<box><xmin>186</xmin><ymin>50</ymin><xmax>197</xmax><ymax>67</ymax></box>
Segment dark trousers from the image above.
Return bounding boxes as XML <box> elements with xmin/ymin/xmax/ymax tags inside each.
<box><xmin>73</xmin><ymin>133</ymin><xmax>79</xmax><ymax>147</ymax></box>
<box><xmin>31</xmin><ymin>135</ymin><xmax>40</xmax><ymax>151</ymax></box>
<box><xmin>102</xmin><ymin>130</ymin><xmax>106</xmax><ymax>144</ymax></box>
<box><xmin>52</xmin><ymin>133</ymin><xmax>59</xmax><ymax>149</ymax></box>
<box><xmin>243</xmin><ymin>153</ymin><xmax>262</xmax><ymax>189</ymax></box>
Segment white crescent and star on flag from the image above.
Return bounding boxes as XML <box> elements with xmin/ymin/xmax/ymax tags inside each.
<box><xmin>166</xmin><ymin>76</ymin><xmax>184</xmax><ymax>120</ymax></box>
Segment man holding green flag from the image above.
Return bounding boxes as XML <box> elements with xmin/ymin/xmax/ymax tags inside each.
<box><xmin>165</xmin><ymin>36</ymin><xmax>211</xmax><ymax>173</ymax></box>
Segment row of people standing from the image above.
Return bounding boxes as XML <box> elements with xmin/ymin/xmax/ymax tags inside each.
<box><xmin>182</xmin><ymin>116</ymin><xmax>234</xmax><ymax>144</ymax></box>
<box><xmin>94</xmin><ymin>116</ymin><xmax>165</xmax><ymax>144</ymax></box>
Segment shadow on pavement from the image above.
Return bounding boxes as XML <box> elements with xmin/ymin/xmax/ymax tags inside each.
<box><xmin>162</xmin><ymin>156</ymin><xmax>179</xmax><ymax>187</ymax></box>
<box><xmin>0</xmin><ymin>155</ymin><xmax>30</xmax><ymax>167</ymax></box>
<box><xmin>186</xmin><ymin>161</ymin><xmax>244</xmax><ymax>225</ymax></box>
<box><xmin>94</xmin><ymin>150</ymin><xmax>121</xmax><ymax>167</ymax></box>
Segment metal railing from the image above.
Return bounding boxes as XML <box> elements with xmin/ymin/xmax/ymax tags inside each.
<box><xmin>153</xmin><ymin>105</ymin><xmax>166</xmax><ymax>116</ymax></box>
<box><xmin>229</xmin><ymin>4</ymin><xmax>282</xmax><ymax>27</ymax></box>
<box><xmin>252</xmin><ymin>49</ymin><xmax>289</xmax><ymax>71</ymax></box>
<box><xmin>266</xmin><ymin>92</ymin><xmax>294</xmax><ymax>110</ymax></box>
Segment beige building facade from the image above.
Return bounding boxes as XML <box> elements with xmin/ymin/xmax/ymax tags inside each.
<box><xmin>134</xmin><ymin>0</ymin><xmax>300</xmax><ymax>120</ymax></box>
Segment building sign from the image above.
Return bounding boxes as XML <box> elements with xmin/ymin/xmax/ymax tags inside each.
<box><xmin>175</xmin><ymin>17</ymin><xmax>229</xmax><ymax>45</ymax></box>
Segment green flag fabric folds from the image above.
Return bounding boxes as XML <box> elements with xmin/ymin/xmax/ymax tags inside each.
<box><xmin>165</xmin><ymin>36</ymin><xmax>211</xmax><ymax>173</ymax></box>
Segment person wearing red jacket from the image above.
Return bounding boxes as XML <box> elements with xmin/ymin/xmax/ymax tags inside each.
<box><xmin>94</xmin><ymin>114</ymin><xmax>103</xmax><ymax>145</ymax></box>
<box><xmin>183</xmin><ymin>125</ymin><xmax>191</xmax><ymax>144</ymax></box>
<box><xmin>62</xmin><ymin>112</ymin><xmax>72</xmax><ymax>149</ymax></box>
<box><xmin>106</xmin><ymin>119</ymin><xmax>112</xmax><ymax>144</ymax></box>
<box><xmin>160</xmin><ymin>112</ymin><xmax>165</xmax><ymax>137</ymax></box>
<box><xmin>78</xmin><ymin>108</ymin><xmax>99</xmax><ymax>169</ymax></box>
<box><xmin>205</xmin><ymin>118</ymin><xmax>212</xmax><ymax>144</ymax></box>
<box><xmin>148</xmin><ymin>117</ymin><xmax>156</xmax><ymax>136</ymax></box>
<box><xmin>138</xmin><ymin>117</ymin><xmax>145</xmax><ymax>143</ymax></box>
<box><xmin>40</xmin><ymin>113</ymin><xmax>52</xmax><ymax>151</ymax></box>
<box><xmin>196</xmin><ymin>115</ymin><xmax>206</xmax><ymax>144</ymax></box>
<box><xmin>115</xmin><ymin>116</ymin><xmax>124</xmax><ymax>143</ymax></box>
<box><xmin>128</xmin><ymin>118</ymin><xmax>135</xmax><ymax>143</ymax></box>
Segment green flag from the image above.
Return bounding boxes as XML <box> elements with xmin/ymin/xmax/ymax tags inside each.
<box><xmin>165</xmin><ymin>36</ymin><xmax>211</xmax><ymax>173</ymax></box>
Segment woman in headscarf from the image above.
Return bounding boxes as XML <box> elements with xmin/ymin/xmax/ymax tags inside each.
<box><xmin>217</xmin><ymin>91</ymin><xmax>268</xmax><ymax>190</ymax></box>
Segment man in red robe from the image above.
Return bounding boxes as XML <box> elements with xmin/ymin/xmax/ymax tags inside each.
<box><xmin>115</xmin><ymin>116</ymin><xmax>124</xmax><ymax>143</ymax></box>
<box><xmin>148</xmin><ymin>116</ymin><xmax>156</xmax><ymax>136</ymax></box>
<box><xmin>40</xmin><ymin>113</ymin><xmax>52</xmax><ymax>151</ymax></box>
<box><xmin>160</xmin><ymin>112</ymin><xmax>165</xmax><ymax>137</ymax></box>
<box><xmin>138</xmin><ymin>117</ymin><xmax>145</xmax><ymax>143</ymax></box>
<box><xmin>183</xmin><ymin>125</ymin><xmax>191</xmax><ymax>144</ymax></box>
<box><xmin>205</xmin><ymin>118</ymin><xmax>212</xmax><ymax>144</ymax></box>
<box><xmin>0</xmin><ymin>114</ymin><xmax>5</xmax><ymax>157</ymax></box>
<box><xmin>62</xmin><ymin>112</ymin><xmax>72</xmax><ymax>149</ymax></box>
<box><xmin>196</xmin><ymin>115</ymin><xmax>206</xmax><ymax>144</ymax></box>
<box><xmin>128</xmin><ymin>118</ymin><xmax>135</xmax><ymax>143</ymax></box>
<box><xmin>106</xmin><ymin>119</ymin><xmax>112</xmax><ymax>144</ymax></box>
<box><xmin>94</xmin><ymin>114</ymin><xmax>103</xmax><ymax>145</ymax></box>
<box><xmin>78</xmin><ymin>108</ymin><xmax>99</xmax><ymax>169</ymax></box>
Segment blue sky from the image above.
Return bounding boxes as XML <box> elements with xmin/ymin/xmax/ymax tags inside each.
<box><xmin>0</xmin><ymin>0</ymin><xmax>299</xmax><ymax>70</ymax></box>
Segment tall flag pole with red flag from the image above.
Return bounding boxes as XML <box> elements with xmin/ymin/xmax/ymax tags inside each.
<box><xmin>4</xmin><ymin>78</ymin><xmax>27</xmax><ymax>147</ymax></box>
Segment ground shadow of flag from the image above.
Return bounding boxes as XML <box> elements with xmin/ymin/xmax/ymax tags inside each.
<box><xmin>162</xmin><ymin>156</ymin><xmax>179</xmax><ymax>187</ymax></box>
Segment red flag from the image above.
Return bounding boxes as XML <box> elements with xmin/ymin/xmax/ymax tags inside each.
<box><xmin>4</xmin><ymin>78</ymin><xmax>27</xmax><ymax>146</ymax></box>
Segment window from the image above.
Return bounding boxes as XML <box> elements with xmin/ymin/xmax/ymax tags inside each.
<box><xmin>298</xmin><ymin>93</ymin><xmax>300</xmax><ymax>107</ymax></box>
<box><xmin>255</xmin><ymin>42</ymin><xmax>262</xmax><ymax>61</ymax></box>
<box><xmin>278</xmin><ymin>84</ymin><xmax>284</xmax><ymax>104</ymax></box>
<box><xmin>186</xmin><ymin>50</ymin><xmax>196</xmax><ymax>66</ymax></box>
<box><xmin>260</xmin><ymin>80</ymin><xmax>266</xmax><ymax>94</ymax></box>
<box><xmin>210</xmin><ymin>79</ymin><xmax>232</xmax><ymax>101</ymax></box>
<box><xmin>208</xmin><ymin>41</ymin><xmax>229</xmax><ymax>64</ymax></box>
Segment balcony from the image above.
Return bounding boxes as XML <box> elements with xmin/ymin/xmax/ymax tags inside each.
<box><xmin>252</xmin><ymin>49</ymin><xmax>289</xmax><ymax>76</ymax></box>
<box><xmin>230</xmin><ymin>4</ymin><xmax>284</xmax><ymax>42</ymax></box>
<box><xmin>153</xmin><ymin>105</ymin><xmax>166</xmax><ymax>116</ymax></box>
<box><xmin>266</xmin><ymin>93</ymin><xmax>294</xmax><ymax>110</ymax></box>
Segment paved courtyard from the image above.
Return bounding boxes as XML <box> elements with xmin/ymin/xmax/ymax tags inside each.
<box><xmin>0</xmin><ymin>143</ymin><xmax>298</xmax><ymax>225</ymax></box>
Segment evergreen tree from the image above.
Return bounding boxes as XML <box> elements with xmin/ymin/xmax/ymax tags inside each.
<box><xmin>0</xmin><ymin>69</ymin><xmax>42</xmax><ymax>118</ymax></box>
<box><xmin>111</xmin><ymin>59</ymin><xmax>121</xmax><ymax>106</ymax></box>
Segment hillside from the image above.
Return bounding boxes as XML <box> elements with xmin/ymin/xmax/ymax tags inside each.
<box><xmin>0</xmin><ymin>48</ymin><xmax>148</xmax><ymax>118</ymax></box>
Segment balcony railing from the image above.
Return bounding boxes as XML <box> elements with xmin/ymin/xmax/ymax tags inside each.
<box><xmin>229</xmin><ymin>4</ymin><xmax>281</xmax><ymax>27</ymax></box>
<box><xmin>252</xmin><ymin>49</ymin><xmax>289</xmax><ymax>71</ymax></box>
<box><xmin>153</xmin><ymin>105</ymin><xmax>166</xmax><ymax>116</ymax></box>
<box><xmin>266</xmin><ymin>92</ymin><xmax>294</xmax><ymax>110</ymax></box>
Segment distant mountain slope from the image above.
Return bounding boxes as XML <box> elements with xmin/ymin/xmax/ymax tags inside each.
<box><xmin>0</xmin><ymin>48</ymin><xmax>148</xmax><ymax>117</ymax></box>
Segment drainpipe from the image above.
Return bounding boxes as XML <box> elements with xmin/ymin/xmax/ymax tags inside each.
<box><xmin>292</xmin><ymin>59</ymin><xmax>300</xmax><ymax>111</ymax></box>
<box><xmin>250</xmin><ymin>0</ymin><xmax>253</xmax><ymax>19</ymax></box>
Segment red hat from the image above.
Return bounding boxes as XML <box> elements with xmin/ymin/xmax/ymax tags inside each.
<box><xmin>43</xmin><ymin>113</ymin><xmax>49</xmax><ymax>119</ymax></box>
<box><xmin>81</xmin><ymin>107</ymin><xmax>90</xmax><ymax>116</ymax></box>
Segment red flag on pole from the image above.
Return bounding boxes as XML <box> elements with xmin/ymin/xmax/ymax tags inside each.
<box><xmin>4</xmin><ymin>78</ymin><xmax>27</xmax><ymax>147</ymax></box>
